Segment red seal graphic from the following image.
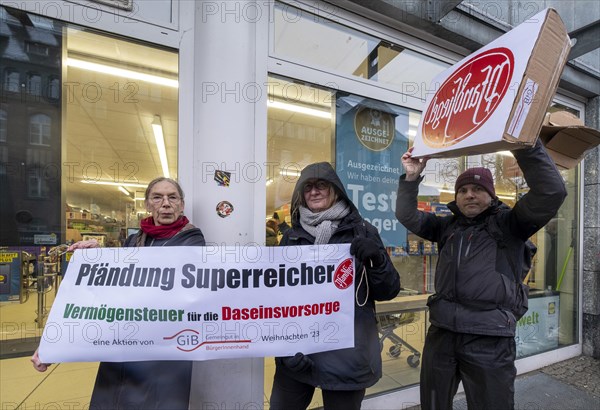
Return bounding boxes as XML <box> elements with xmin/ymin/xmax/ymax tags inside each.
<box><xmin>422</xmin><ymin>47</ymin><xmax>515</xmax><ymax>147</ymax></box>
<box><xmin>333</xmin><ymin>258</ymin><xmax>354</xmax><ymax>290</ymax></box>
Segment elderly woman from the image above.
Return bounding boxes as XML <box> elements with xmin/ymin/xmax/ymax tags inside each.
<box><xmin>32</xmin><ymin>177</ymin><xmax>205</xmax><ymax>410</ymax></box>
<box><xmin>269</xmin><ymin>162</ymin><xmax>401</xmax><ymax>410</ymax></box>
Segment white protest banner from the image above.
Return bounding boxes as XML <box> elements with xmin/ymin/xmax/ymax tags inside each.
<box><xmin>39</xmin><ymin>244</ymin><xmax>355</xmax><ymax>363</ymax></box>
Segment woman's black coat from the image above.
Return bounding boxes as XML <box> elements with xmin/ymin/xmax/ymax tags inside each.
<box><xmin>276</xmin><ymin>162</ymin><xmax>400</xmax><ymax>390</ymax></box>
<box><xmin>89</xmin><ymin>227</ymin><xmax>205</xmax><ymax>410</ymax></box>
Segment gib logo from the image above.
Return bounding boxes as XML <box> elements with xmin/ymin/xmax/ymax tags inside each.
<box><xmin>333</xmin><ymin>258</ymin><xmax>353</xmax><ymax>290</ymax></box>
<box><xmin>422</xmin><ymin>47</ymin><xmax>515</xmax><ymax>147</ymax></box>
<box><xmin>164</xmin><ymin>329</ymin><xmax>200</xmax><ymax>352</ymax></box>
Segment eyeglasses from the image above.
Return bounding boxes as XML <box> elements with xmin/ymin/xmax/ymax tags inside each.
<box><xmin>149</xmin><ymin>194</ymin><xmax>182</xmax><ymax>205</ymax></box>
<box><xmin>303</xmin><ymin>180</ymin><xmax>331</xmax><ymax>192</ymax></box>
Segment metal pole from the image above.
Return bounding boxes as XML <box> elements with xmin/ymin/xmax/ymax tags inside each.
<box><xmin>36</xmin><ymin>262</ymin><xmax>46</xmax><ymax>328</ymax></box>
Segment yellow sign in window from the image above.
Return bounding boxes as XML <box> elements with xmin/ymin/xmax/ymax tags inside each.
<box><xmin>0</xmin><ymin>253</ymin><xmax>18</xmax><ymax>263</ymax></box>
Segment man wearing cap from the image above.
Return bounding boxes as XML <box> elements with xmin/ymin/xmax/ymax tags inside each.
<box><xmin>395</xmin><ymin>139</ymin><xmax>567</xmax><ymax>410</ymax></box>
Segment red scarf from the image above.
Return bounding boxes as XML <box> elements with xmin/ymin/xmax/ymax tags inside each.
<box><xmin>139</xmin><ymin>216</ymin><xmax>189</xmax><ymax>239</ymax></box>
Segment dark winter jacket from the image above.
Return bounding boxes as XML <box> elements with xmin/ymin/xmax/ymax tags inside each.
<box><xmin>266</xmin><ymin>226</ymin><xmax>279</xmax><ymax>246</ymax></box>
<box><xmin>276</xmin><ymin>162</ymin><xmax>401</xmax><ymax>390</ymax></box>
<box><xmin>89</xmin><ymin>223</ymin><xmax>205</xmax><ymax>410</ymax></box>
<box><xmin>395</xmin><ymin>139</ymin><xmax>566</xmax><ymax>337</ymax></box>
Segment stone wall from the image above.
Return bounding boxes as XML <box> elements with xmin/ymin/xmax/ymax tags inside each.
<box><xmin>583</xmin><ymin>96</ymin><xmax>600</xmax><ymax>358</ymax></box>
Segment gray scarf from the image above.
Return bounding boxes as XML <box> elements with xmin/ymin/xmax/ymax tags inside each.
<box><xmin>299</xmin><ymin>201</ymin><xmax>351</xmax><ymax>245</ymax></box>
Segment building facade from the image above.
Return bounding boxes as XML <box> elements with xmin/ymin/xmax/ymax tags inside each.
<box><xmin>0</xmin><ymin>0</ymin><xmax>598</xmax><ymax>408</ymax></box>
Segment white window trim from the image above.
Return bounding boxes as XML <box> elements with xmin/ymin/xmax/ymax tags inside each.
<box><xmin>552</xmin><ymin>93</ymin><xmax>586</xmax><ymax>121</ymax></box>
<box><xmin>5</xmin><ymin>1</ymin><xmax>181</xmax><ymax>48</ymax></box>
<box><xmin>268</xmin><ymin>57</ymin><xmax>428</xmax><ymax>112</ymax></box>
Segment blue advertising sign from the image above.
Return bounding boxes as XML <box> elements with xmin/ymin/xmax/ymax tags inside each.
<box><xmin>335</xmin><ymin>95</ymin><xmax>409</xmax><ymax>247</ymax></box>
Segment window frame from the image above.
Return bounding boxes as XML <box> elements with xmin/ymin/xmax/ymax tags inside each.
<box><xmin>28</xmin><ymin>113</ymin><xmax>52</xmax><ymax>146</ymax></box>
<box><xmin>27</xmin><ymin>72</ymin><xmax>42</xmax><ymax>96</ymax></box>
<box><xmin>3</xmin><ymin>69</ymin><xmax>20</xmax><ymax>93</ymax></box>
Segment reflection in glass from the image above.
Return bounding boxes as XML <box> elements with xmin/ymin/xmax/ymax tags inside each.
<box><xmin>265</xmin><ymin>75</ymin><xmax>582</xmax><ymax>401</ymax></box>
<box><xmin>0</xmin><ymin>6</ymin><xmax>179</xmax><ymax>366</ymax></box>
<box><xmin>29</xmin><ymin>113</ymin><xmax>51</xmax><ymax>145</ymax></box>
<box><xmin>27</xmin><ymin>73</ymin><xmax>42</xmax><ymax>96</ymax></box>
<box><xmin>0</xmin><ymin>109</ymin><xmax>7</xmax><ymax>142</ymax></box>
<box><xmin>266</xmin><ymin>75</ymin><xmax>335</xmax><ymax>222</ymax></box>
<box><xmin>64</xmin><ymin>27</ymin><xmax>179</xmax><ymax>245</ymax></box>
<box><xmin>3</xmin><ymin>69</ymin><xmax>20</xmax><ymax>92</ymax></box>
<box><xmin>266</xmin><ymin>74</ymin><xmax>427</xmax><ymax>400</ymax></box>
<box><xmin>272</xmin><ymin>2</ymin><xmax>448</xmax><ymax>91</ymax></box>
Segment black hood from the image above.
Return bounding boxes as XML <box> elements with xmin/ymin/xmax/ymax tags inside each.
<box><xmin>290</xmin><ymin>162</ymin><xmax>360</xmax><ymax>225</ymax></box>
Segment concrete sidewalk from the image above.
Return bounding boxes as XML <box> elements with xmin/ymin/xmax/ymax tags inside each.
<box><xmin>410</xmin><ymin>355</ymin><xmax>600</xmax><ymax>409</ymax></box>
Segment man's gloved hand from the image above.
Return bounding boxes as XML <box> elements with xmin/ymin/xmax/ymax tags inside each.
<box><xmin>281</xmin><ymin>352</ymin><xmax>313</xmax><ymax>372</ymax></box>
<box><xmin>350</xmin><ymin>237</ymin><xmax>384</xmax><ymax>266</ymax></box>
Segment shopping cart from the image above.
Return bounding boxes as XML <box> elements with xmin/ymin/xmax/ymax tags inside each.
<box><xmin>377</xmin><ymin>310</ymin><xmax>422</xmax><ymax>368</ymax></box>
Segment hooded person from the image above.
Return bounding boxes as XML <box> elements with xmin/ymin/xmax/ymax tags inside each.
<box><xmin>269</xmin><ymin>162</ymin><xmax>401</xmax><ymax>410</ymax></box>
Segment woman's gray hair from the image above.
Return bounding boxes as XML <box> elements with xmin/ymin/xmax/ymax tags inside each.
<box><xmin>145</xmin><ymin>177</ymin><xmax>185</xmax><ymax>200</ymax></box>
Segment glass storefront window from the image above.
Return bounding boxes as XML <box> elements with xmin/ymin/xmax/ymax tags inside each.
<box><xmin>272</xmin><ymin>2</ymin><xmax>448</xmax><ymax>92</ymax></box>
<box><xmin>265</xmin><ymin>75</ymin><xmax>427</xmax><ymax>403</ymax></box>
<box><xmin>64</xmin><ymin>27</ymin><xmax>179</xmax><ymax>245</ymax></box>
<box><xmin>266</xmin><ymin>77</ymin><xmax>335</xmax><ymax>223</ymax></box>
<box><xmin>265</xmin><ymin>74</ymin><xmax>581</xmax><ymax>402</ymax></box>
<box><xmin>267</xmin><ymin>5</ymin><xmax>584</xmax><ymax>401</ymax></box>
<box><xmin>0</xmin><ymin>5</ymin><xmax>178</xmax><ymax>358</ymax></box>
<box><xmin>518</xmin><ymin>102</ymin><xmax>580</xmax><ymax>355</ymax></box>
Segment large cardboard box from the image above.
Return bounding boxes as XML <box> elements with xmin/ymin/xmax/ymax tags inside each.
<box><xmin>412</xmin><ymin>8</ymin><xmax>571</xmax><ymax>158</ymax></box>
<box><xmin>539</xmin><ymin>111</ymin><xmax>600</xmax><ymax>169</ymax></box>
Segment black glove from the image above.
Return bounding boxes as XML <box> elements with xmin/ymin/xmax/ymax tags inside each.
<box><xmin>350</xmin><ymin>237</ymin><xmax>384</xmax><ymax>266</ymax></box>
<box><xmin>281</xmin><ymin>352</ymin><xmax>313</xmax><ymax>372</ymax></box>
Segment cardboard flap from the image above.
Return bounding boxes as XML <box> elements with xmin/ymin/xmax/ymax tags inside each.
<box><xmin>544</xmin><ymin>110</ymin><xmax>584</xmax><ymax>127</ymax></box>
<box><xmin>546</xmin><ymin>128</ymin><xmax>599</xmax><ymax>157</ymax></box>
<box><xmin>540</xmin><ymin>123</ymin><xmax>600</xmax><ymax>169</ymax></box>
